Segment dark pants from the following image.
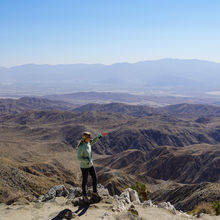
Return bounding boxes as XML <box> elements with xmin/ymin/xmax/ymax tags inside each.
<box><xmin>80</xmin><ymin>166</ymin><xmax>97</xmax><ymax>196</ymax></box>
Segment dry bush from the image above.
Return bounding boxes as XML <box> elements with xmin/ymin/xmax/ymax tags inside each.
<box><xmin>130</xmin><ymin>181</ymin><xmax>151</xmax><ymax>202</ymax></box>
<box><xmin>191</xmin><ymin>202</ymin><xmax>215</xmax><ymax>217</ymax></box>
<box><xmin>212</xmin><ymin>200</ymin><xmax>220</xmax><ymax>215</ymax></box>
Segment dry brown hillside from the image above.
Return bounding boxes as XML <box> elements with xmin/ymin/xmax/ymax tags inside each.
<box><xmin>0</xmin><ymin>98</ymin><xmax>219</xmax><ymax>212</ymax></box>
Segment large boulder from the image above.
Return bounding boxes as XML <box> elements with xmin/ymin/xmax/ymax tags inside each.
<box><xmin>67</xmin><ymin>187</ymin><xmax>82</xmax><ymax>199</ymax></box>
<box><xmin>129</xmin><ymin>189</ymin><xmax>140</xmax><ymax>204</ymax></box>
<box><xmin>42</xmin><ymin>185</ymin><xmax>68</xmax><ymax>202</ymax></box>
<box><xmin>67</xmin><ymin>184</ymin><xmax>110</xmax><ymax>199</ymax></box>
<box><xmin>118</xmin><ymin>188</ymin><xmax>140</xmax><ymax>204</ymax></box>
<box><xmin>118</xmin><ymin>189</ymin><xmax>131</xmax><ymax>204</ymax></box>
<box><xmin>112</xmin><ymin>188</ymin><xmax>141</xmax><ymax>212</ymax></box>
<box><xmin>142</xmin><ymin>200</ymin><xmax>153</xmax><ymax>207</ymax></box>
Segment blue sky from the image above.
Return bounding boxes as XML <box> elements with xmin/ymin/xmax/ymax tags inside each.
<box><xmin>1</xmin><ymin>0</ymin><xmax>220</xmax><ymax>67</ymax></box>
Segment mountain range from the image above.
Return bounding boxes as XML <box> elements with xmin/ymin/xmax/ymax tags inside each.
<box><xmin>1</xmin><ymin>58</ymin><xmax>220</xmax><ymax>98</ymax></box>
<box><xmin>44</xmin><ymin>91</ymin><xmax>220</xmax><ymax>106</ymax></box>
<box><xmin>0</xmin><ymin>97</ymin><xmax>77</xmax><ymax>114</ymax></box>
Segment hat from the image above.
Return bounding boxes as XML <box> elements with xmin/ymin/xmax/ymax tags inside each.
<box><xmin>82</xmin><ymin>131</ymin><xmax>91</xmax><ymax>140</ymax></box>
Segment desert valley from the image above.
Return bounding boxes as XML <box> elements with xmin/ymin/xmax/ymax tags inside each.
<box><xmin>0</xmin><ymin>93</ymin><xmax>219</xmax><ymax>219</ymax></box>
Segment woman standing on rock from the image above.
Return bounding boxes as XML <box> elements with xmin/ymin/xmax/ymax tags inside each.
<box><xmin>77</xmin><ymin>131</ymin><xmax>107</xmax><ymax>203</ymax></box>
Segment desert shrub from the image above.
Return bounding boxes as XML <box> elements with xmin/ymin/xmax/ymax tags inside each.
<box><xmin>129</xmin><ymin>181</ymin><xmax>150</xmax><ymax>202</ymax></box>
<box><xmin>212</xmin><ymin>200</ymin><xmax>220</xmax><ymax>215</ymax></box>
<box><xmin>191</xmin><ymin>202</ymin><xmax>215</xmax><ymax>217</ymax></box>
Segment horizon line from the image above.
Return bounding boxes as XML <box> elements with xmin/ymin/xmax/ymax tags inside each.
<box><xmin>1</xmin><ymin>57</ymin><xmax>220</xmax><ymax>68</ymax></box>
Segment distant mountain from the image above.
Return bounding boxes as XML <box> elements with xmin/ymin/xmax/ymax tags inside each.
<box><xmin>0</xmin><ymin>97</ymin><xmax>77</xmax><ymax>114</ymax></box>
<box><xmin>73</xmin><ymin>102</ymin><xmax>220</xmax><ymax>118</ymax></box>
<box><xmin>73</xmin><ymin>103</ymin><xmax>159</xmax><ymax>116</ymax></box>
<box><xmin>0</xmin><ymin>67</ymin><xmax>7</xmax><ymax>71</ymax></box>
<box><xmin>161</xmin><ymin>103</ymin><xmax>220</xmax><ymax>117</ymax></box>
<box><xmin>45</xmin><ymin>91</ymin><xmax>220</xmax><ymax>107</ymax></box>
<box><xmin>1</xmin><ymin>59</ymin><xmax>220</xmax><ymax>97</ymax></box>
<box><xmin>44</xmin><ymin>92</ymin><xmax>159</xmax><ymax>105</ymax></box>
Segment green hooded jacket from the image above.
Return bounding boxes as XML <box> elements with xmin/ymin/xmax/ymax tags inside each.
<box><xmin>77</xmin><ymin>134</ymin><xmax>102</xmax><ymax>168</ymax></box>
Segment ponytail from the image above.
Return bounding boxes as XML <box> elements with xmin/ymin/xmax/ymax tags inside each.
<box><xmin>76</xmin><ymin>139</ymin><xmax>84</xmax><ymax>148</ymax></box>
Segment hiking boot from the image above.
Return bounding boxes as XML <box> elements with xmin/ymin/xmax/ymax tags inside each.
<box><xmin>83</xmin><ymin>196</ymin><xmax>90</xmax><ymax>203</ymax></box>
<box><xmin>92</xmin><ymin>192</ymin><xmax>101</xmax><ymax>198</ymax></box>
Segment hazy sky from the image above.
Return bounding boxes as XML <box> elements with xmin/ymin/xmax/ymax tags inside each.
<box><xmin>1</xmin><ymin>0</ymin><xmax>220</xmax><ymax>67</ymax></box>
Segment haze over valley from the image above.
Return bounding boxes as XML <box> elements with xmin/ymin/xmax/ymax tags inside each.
<box><xmin>1</xmin><ymin>59</ymin><xmax>220</xmax><ymax>102</ymax></box>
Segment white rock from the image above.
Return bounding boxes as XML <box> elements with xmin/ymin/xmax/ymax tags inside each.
<box><xmin>198</xmin><ymin>212</ymin><xmax>205</xmax><ymax>218</ymax></box>
<box><xmin>86</xmin><ymin>184</ymin><xmax>110</xmax><ymax>198</ymax></box>
<box><xmin>177</xmin><ymin>211</ymin><xmax>191</xmax><ymax>218</ymax></box>
<box><xmin>167</xmin><ymin>202</ymin><xmax>176</xmax><ymax>215</ymax></box>
<box><xmin>119</xmin><ymin>189</ymin><xmax>131</xmax><ymax>203</ymax></box>
<box><xmin>158</xmin><ymin>202</ymin><xmax>167</xmax><ymax>209</ymax></box>
<box><xmin>124</xmin><ymin>197</ymin><xmax>130</xmax><ymax>204</ymax></box>
<box><xmin>129</xmin><ymin>189</ymin><xmax>140</xmax><ymax>204</ymax></box>
<box><xmin>113</xmin><ymin>195</ymin><xmax>119</xmax><ymax>200</ymax></box>
<box><xmin>142</xmin><ymin>200</ymin><xmax>153</xmax><ymax>207</ymax></box>
<box><xmin>42</xmin><ymin>185</ymin><xmax>68</xmax><ymax>202</ymax></box>
<box><xmin>96</xmin><ymin>212</ymin><xmax>113</xmax><ymax>220</ymax></box>
<box><xmin>68</xmin><ymin>187</ymin><xmax>82</xmax><ymax>199</ymax></box>
<box><xmin>118</xmin><ymin>188</ymin><xmax>140</xmax><ymax>204</ymax></box>
<box><xmin>112</xmin><ymin>201</ymin><xmax>126</xmax><ymax>212</ymax></box>
<box><xmin>97</xmin><ymin>184</ymin><xmax>110</xmax><ymax>197</ymax></box>
<box><xmin>158</xmin><ymin>202</ymin><xmax>177</xmax><ymax>215</ymax></box>
<box><xmin>112</xmin><ymin>188</ymin><xmax>141</xmax><ymax>212</ymax></box>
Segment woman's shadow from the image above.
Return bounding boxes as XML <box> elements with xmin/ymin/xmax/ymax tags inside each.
<box><xmin>51</xmin><ymin>204</ymin><xmax>90</xmax><ymax>220</ymax></box>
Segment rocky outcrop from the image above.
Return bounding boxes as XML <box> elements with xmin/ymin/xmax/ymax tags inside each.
<box><xmin>112</xmin><ymin>188</ymin><xmax>144</xmax><ymax>212</ymax></box>
<box><xmin>67</xmin><ymin>187</ymin><xmax>82</xmax><ymax>199</ymax></box>
<box><xmin>67</xmin><ymin>184</ymin><xmax>110</xmax><ymax>200</ymax></box>
<box><xmin>41</xmin><ymin>185</ymin><xmax>68</xmax><ymax>202</ymax></box>
<box><xmin>0</xmin><ymin>184</ymin><xmax>197</xmax><ymax>219</ymax></box>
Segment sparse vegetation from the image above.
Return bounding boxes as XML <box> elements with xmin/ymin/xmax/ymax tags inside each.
<box><xmin>190</xmin><ymin>202</ymin><xmax>216</xmax><ymax>217</ymax></box>
<box><xmin>212</xmin><ymin>200</ymin><xmax>220</xmax><ymax>215</ymax></box>
<box><xmin>129</xmin><ymin>181</ymin><xmax>151</xmax><ymax>202</ymax></box>
<box><xmin>189</xmin><ymin>200</ymin><xmax>220</xmax><ymax>216</ymax></box>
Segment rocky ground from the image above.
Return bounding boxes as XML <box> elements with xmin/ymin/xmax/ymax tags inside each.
<box><xmin>0</xmin><ymin>184</ymin><xmax>219</xmax><ymax>220</ymax></box>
